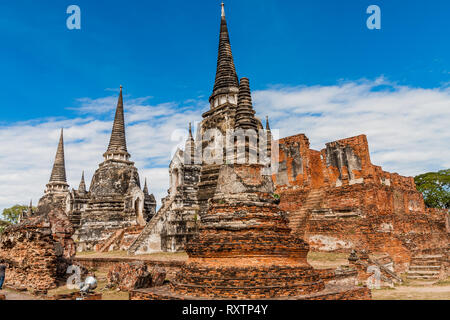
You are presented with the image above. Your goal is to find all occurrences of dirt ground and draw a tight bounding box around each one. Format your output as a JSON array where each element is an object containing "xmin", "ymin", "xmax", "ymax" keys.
[
  {"xmin": 1, "ymin": 251, "xmax": 448, "ymax": 300},
  {"xmin": 0, "ymin": 288, "xmax": 42, "ymax": 300}
]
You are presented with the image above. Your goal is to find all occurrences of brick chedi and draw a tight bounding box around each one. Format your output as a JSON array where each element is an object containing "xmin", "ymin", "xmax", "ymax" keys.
[
  {"xmin": 1, "ymin": 193, "xmax": 76, "ymax": 294},
  {"xmin": 130, "ymin": 73, "xmax": 370, "ymax": 300},
  {"xmin": 73, "ymin": 86, "xmax": 156, "ymax": 251}
]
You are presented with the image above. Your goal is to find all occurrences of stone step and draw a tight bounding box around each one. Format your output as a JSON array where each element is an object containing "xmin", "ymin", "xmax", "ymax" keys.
[
  {"xmin": 413, "ymin": 255, "xmax": 443, "ymax": 259},
  {"xmin": 201, "ymin": 167, "xmax": 221, "ymax": 175},
  {"xmin": 407, "ymin": 275, "xmax": 440, "ymax": 280},
  {"xmin": 407, "ymin": 270, "xmax": 440, "ymax": 275},
  {"xmin": 409, "ymin": 265, "xmax": 441, "ymax": 270},
  {"xmin": 410, "ymin": 260, "xmax": 441, "ymax": 266}
]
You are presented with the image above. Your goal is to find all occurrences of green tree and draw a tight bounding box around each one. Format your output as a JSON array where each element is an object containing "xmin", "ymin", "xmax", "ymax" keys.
[
  {"xmin": 0, "ymin": 220, "xmax": 11, "ymax": 234},
  {"xmin": 2, "ymin": 205, "xmax": 28, "ymax": 224},
  {"xmin": 414, "ymin": 169, "xmax": 450, "ymax": 209}
]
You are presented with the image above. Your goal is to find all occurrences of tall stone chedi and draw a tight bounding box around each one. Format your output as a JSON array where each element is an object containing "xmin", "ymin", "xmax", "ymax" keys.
[
  {"xmin": 197, "ymin": 2, "xmax": 263, "ymax": 217},
  {"xmin": 38, "ymin": 129, "xmax": 70, "ymax": 210},
  {"xmin": 129, "ymin": 2, "xmax": 268, "ymax": 255},
  {"xmin": 74, "ymin": 86, "xmax": 155, "ymax": 251}
]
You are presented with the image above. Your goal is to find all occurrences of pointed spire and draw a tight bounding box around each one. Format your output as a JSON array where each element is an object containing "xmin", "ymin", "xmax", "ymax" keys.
[
  {"xmin": 184, "ymin": 123, "xmax": 196, "ymax": 165},
  {"xmin": 188, "ymin": 122, "xmax": 194, "ymax": 140},
  {"xmin": 211, "ymin": 2, "xmax": 239, "ymax": 99},
  {"xmin": 78, "ymin": 171, "xmax": 87, "ymax": 193},
  {"xmin": 27, "ymin": 199, "xmax": 33, "ymax": 217},
  {"xmin": 106, "ymin": 86, "xmax": 128, "ymax": 155},
  {"xmin": 235, "ymin": 78, "xmax": 257, "ymax": 130},
  {"xmin": 266, "ymin": 116, "xmax": 271, "ymax": 131},
  {"xmin": 265, "ymin": 116, "xmax": 272, "ymax": 160},
  {"xmin": 143, "ymin": 178, "xmax": 149, "ymax": 194},
  {"xmin": 49, "ymin": 129, "xmax": 67, "ymax": 183}
]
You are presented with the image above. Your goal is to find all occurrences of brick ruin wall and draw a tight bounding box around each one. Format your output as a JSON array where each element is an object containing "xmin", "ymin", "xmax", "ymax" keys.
[
  {"xmin": 74, "ymin": 257, "xmax": 183, "ymax": 281},
  {"xmin": 274, "ymin": 134, "xmax": 449, "ymax": 272},
  {"xmin": 0, "ymin": 205, "xmax": 76, "ymax": 294}
]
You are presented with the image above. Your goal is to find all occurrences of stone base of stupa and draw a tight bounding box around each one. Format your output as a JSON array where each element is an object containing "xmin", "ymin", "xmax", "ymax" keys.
[{"xmin": 129, "ymin": 283, "xmax": 371, "ymax": 300}]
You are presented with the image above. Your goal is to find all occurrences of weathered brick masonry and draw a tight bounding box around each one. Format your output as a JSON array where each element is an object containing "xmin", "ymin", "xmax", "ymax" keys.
[
  {"xmin": 275, "ymin": 134, "xmax": 449, "ymax": 272},
  {"xmin": 131, "ymin": 163, "xmax": 369, "ymax": 300},
  {"xmin": 0, "ymin": 208, "xmax": 75, "ymax": 294}
]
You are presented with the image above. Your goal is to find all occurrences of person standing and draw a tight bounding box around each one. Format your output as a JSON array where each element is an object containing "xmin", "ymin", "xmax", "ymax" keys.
[{"xmin": 0, "ymin": 263, "xmax": 6, "ymax": 290}]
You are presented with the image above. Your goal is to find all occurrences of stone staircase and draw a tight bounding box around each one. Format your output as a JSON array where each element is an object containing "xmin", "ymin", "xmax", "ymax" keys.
[
  {"xmin": 197, "ymin": 164, "xmax": 221, "ymax": 214},
  {"xmin": 96, "ymin": 229, "xmax": 125, "ymax": 253},
  {"xmin": 289, "ymin": 189, "xmax": 325, "ymax": 232},
  {"xmin": 369, "ymin": 254, "xmax": 403, "ymax": 285},
  {"xmin": 68, "ymin": 210, "xmax": 82, "ymax": 228},
  {"xmin": 127, "ymin": 197, "xmax": 175, "ymax": 255},
  {"xmin": 406, "ymin": 255, "xmax": 443, "ymax": 280}
]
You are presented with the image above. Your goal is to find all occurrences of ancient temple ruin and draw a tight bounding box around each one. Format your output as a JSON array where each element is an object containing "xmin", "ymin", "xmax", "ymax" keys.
[
  {"xmin": 130, "ymin": 73, "xmax": 370, "ymax": 300},
  {"xmin": 129, "ymin": 3, "xmax": 449, "ymax": 284},
  {"xmin": 274, "ymin": 134, "xmax": 450, "ymax": 274},
  {"xmin": 128, "ymin": 124, "xmax": 201, "ymax": 254}
]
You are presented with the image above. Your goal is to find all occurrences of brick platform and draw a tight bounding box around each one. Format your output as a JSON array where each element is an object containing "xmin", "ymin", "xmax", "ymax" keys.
[{"xmin": 130, "ymin": 284, "xmax": 370, "ymax": 300}]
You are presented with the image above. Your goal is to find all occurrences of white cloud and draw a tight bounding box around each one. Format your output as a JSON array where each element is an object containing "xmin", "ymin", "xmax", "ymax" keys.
[
  {"xmin": 0, "ymin": 78, "xmax": 449, "ymax": 213},
  {"xmin": 0, "ymin": 97, "xmax": 202, "ymax": 213},
  {"xmin": 253, "ymin": 78, "xmax": 450, "ymax": 176}
]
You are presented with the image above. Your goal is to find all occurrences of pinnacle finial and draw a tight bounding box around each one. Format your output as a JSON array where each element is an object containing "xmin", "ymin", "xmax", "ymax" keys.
[
  {"xmin": 49, "ymin": 128, "xmax": 67, "ymax": 183},
  {"xmin": 266, "ymin": 116, "xmax": 271, "ymax": 131},
  {"xmin": 189, "ymin": 123, "xmax": 193, "ymax": 139},
  {"xmin": 106, "ymin": 85, "xmax": 129, "ymax": 155},
  {"xmin": 235, "ymin": 77, "xmax": 257, "ymax": 130},
  {"xmin": 211, "ymin": 1, "xmax": 238, "ymax": 98},
  {"xmin": 143, "ymin": 178, "xmax": 149, "ymax": 194},
  {"xmin": 79, "ymin": 170, "xmax": 87, "ymax": 193},
  {"xmin": 27, "ymin": 199, "xmax": 33, "ymax": 217}
]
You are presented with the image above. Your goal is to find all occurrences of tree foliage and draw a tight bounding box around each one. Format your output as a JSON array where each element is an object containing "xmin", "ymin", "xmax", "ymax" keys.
[
  {"xmin": 0, "ymin": 220, "xmax": 11, "ymax": 234},
  {"xmin": 1, "ymin": 205, "xmax": 28, "ymax": 224},
  {"xmin": 414, "ymin": 169, "xmax": 450, "ymax": 209}
]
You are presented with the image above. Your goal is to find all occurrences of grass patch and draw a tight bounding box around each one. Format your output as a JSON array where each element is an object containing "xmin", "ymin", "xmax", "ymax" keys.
[
  {"xmin": 434, "ymin": 277, "xmax": 450, "ymax": 286},
  {"xmin": 76, "ymin": 250, "xmax": 188, "ymax": 261},
  {"xmin": 307, "ymin": 251, "xmax": 349, "ymax": 269}
]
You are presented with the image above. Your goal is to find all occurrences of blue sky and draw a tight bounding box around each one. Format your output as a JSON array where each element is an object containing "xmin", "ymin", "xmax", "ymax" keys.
[
  {"xmin": 1, "ymin": 0, "xmax": 450, "ymax": 122},
  {"xmin": 0, "ymin": 0, "xmax": 449, "ymax": 211}
]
